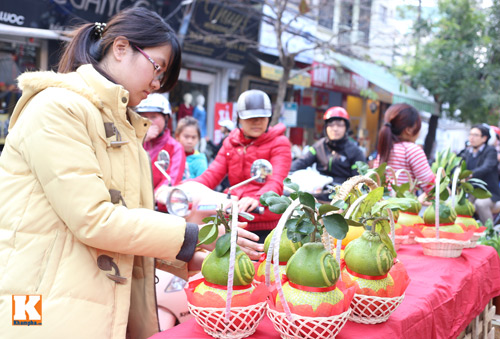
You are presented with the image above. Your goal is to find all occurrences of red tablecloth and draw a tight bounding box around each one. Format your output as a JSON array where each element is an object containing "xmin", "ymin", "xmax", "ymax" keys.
[{"xmin": 149, "ymin": 244, "xmax": 500, "ymax": 339}]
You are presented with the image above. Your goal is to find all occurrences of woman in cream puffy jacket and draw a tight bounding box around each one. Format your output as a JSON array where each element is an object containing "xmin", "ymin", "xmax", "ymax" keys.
[{"xmin": 0, "ymin": 8, "xmax": 201, "ymax": 339}]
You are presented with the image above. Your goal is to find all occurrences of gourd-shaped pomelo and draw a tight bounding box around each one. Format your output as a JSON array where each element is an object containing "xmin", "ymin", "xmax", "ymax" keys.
[
  {"xmin": 263, "ymin": 228, "xmax": 303, "ymax": 262},
  {"xmin": 455, "ymin": 199, "xmax": 479, "ymax": 230},
  {"xmin": 286, "ymin": 242, "xmax": 339, "ymax": 287},
  {"xmin": 423, "ymin": 203, "xmax": 457, "ymax": 225},
  {"xmin": 344, "ymin": 230, "xmax": 394, "ymax": 276},
  {"xmin": 401, "ymin": 198, "xmax": 421, "ymax": 215},
  {"xmin": 455, "ymin": 198, "xmax": 475, "ymax": 217},
  {"xmin": 397, "ymin": 211, "xmax": 423, "ymax": 227},
  {"xmin": 256, "ymin": 229, "xmax": 303, "ymax": 283},
  {"xmin": 201, "ymin": 247, "xmax": 255, "ymax": 286},
  {"xmin": 277, "ymin": 242, "xmax": 344, "ymax": 315}
]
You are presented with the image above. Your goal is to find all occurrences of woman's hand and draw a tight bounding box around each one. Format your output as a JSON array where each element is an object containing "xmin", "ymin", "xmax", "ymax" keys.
[
  {"xmin": 238, "ymin": 196, "xmax": 260, "ymax": 213},
  {"xmin": 199, "ymin": 223, "xmax": 264, "ymax": 261},
  {"xmin": 187, "ymin": 249, "xmax": 208, "ymax": 272},
  {"xmin": 236, "ymin": 225, "xmax": 264, "ymax": 260}
]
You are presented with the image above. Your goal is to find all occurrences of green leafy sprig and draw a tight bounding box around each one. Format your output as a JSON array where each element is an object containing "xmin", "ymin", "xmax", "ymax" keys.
[
  {"xmin": 260, "ymin": 178, "xmax": 351, "ymax": 243},
  {"xmin": 197, "ymin": 206, "xmax": 254, "ymax": 257}
]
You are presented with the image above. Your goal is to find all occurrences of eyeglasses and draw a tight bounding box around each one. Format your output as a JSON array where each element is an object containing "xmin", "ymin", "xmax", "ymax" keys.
[
  {"xmin": 469, "ymin": 133, "xmax": 483, "ymax": 137},
  {"xmin": 133, "ymin": 45, "xmax": 166, "ymax": 86}
]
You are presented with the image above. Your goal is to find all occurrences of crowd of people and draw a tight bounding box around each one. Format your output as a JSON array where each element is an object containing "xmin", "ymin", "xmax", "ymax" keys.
[{"xmin": 1, "ymin": 5, "xmax": 499, "ymax": 339}]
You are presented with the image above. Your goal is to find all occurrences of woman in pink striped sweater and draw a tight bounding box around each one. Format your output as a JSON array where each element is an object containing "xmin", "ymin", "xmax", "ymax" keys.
[{"xmin": 374, "ymin": 103, "xmax": 435, "ymax": 195}]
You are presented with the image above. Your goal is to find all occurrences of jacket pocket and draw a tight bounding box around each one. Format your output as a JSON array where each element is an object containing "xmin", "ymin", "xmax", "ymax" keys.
[{"xmin": 36, "ymin": 229, "xmax": 64, "ymax": 295}]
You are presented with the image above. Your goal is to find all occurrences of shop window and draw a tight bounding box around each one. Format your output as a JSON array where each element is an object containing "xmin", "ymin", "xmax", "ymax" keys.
[
  {"xmin": 358, "ymin": 0, "xmax": 372, "ymax": 45},
  {"xmin": 168, "ymin": 80, "xmax": 209, "ymax": 133},
  {"xmin": 339, "ymin": 0, "xmax": 354, "ymax": 45},
  {"xmin": 318, "ymin": 0, "xmax": 335, "ymax": 30}
]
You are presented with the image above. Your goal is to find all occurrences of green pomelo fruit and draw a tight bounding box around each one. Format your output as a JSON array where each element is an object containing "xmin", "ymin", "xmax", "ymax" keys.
[
  {"xmin": 422, "ymin": 224, "xmax": 464, "ymax": 234},
  {"xmin": 286, "ymin": 243, "xmax": 339, "ymax": 288},
  {"xmin": 201, "ymin": 247, "xmax": 255, "ymax": 286},
  {"xmin": 344, "ymin": 230, "xmax": 394, "ymax": 276},
  {"xmin": 255, "ymin": 259, "xmax": 286, "ymax": 282},
  {"xmin": 455, "ymin": 216, "xmax": 479, "ymax": 229},
  {"xmin": 263, "ymin": 229, "xmax": 303, "ymax": 262},
  {"xmin": 397, "ymin": 212, "xmax": 423, "ymax": 227},
  {"xmin": 455, "ymin": 199, "xmax": 475, "ymax": 217},
  {"xmin": 423, "ymin": 203, "xmax": 457, "ymax": 225},
  {"xmin": 401, "ymin": 199, "xmax": 421, "ymax": 214}
]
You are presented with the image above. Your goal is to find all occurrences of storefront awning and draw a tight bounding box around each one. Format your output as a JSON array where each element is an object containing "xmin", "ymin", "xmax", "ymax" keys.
[
  {"xmin": 328, "ymin": 52, "xmax": 438, "ymax": 114},
  {"xmin": 258, "ymin": 59, "xmax": 311, "ymax": 88},
  {"xmin": 0, "ymin": 24, "xmax": 68, "ymax": 41}
]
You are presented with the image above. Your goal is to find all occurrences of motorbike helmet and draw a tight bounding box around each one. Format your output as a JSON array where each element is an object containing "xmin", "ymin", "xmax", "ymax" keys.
[
  {"xmin": 219, "ymin": 119, "xmax": 235, "ymax": 132},
  {"xmin": 491, "ymin": 125, "xmax": 500, "ymax": 139},
  {"xmin": 236, "ymin": 89, "xmax": 272, "ymax": 120},
  {"xmin": 323, "ymin": 106, "xmax": 350, "ymax": 130},
  {"xmin": 135, "ymin": 93, "xmax": 172, "ymax": 115}
]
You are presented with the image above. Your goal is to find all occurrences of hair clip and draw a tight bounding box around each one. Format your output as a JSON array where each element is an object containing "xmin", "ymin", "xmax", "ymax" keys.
[
  {"xmin": 384, "ymin": 122, "xmax": 392, "ymax": 128},
  {"xmin": 94, "ymin": 22, "xmax": 106, "ymax": 38}
]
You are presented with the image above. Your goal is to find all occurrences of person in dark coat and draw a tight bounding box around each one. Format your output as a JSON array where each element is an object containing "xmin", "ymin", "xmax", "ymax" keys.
[
  {"xmin": 291, "ymin": 106, "xmax": 365, "ymax": 185},
  {"xmin": 459, "ymin": 124, "xmax": 500, "ymax": 224}
]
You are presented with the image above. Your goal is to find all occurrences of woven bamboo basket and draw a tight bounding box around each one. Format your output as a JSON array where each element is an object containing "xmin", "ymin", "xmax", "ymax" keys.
[
  {"xmin": 265, "ymin": 199, "xmax": 351, "ymax": 338},
  {"xmin": 267, "ymin": 307, "xmax": 351, "ymax": 339},
  {"xmin": 349, "ymin": 294, "xmax": 405, "ymax": 324},
  {"xmin": 465, "ymin": 231, "xmax": 486, "ymax": 248},
  {"xmin": 188, "ymin": 204, "xmax": 266, "ymax": 339},
  {"xmin": 188, "ymin": 302, "xmax": 266, "ymax": 339}
]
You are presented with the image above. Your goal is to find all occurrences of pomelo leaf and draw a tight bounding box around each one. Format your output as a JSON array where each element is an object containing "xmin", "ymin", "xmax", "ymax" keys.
[
  {"xmin": 462, "ymin": 182, "xmax": 474, "ymax": 193},
  {"xmin": 358, "ymin": 187, "xmax": 384, "ymax": 216},
  {"xmin": 284, "ymin": 178, "xmax": 300, "ymax": 192},
  {"xmin": 438, "ymin": 203, "xmax": 451, "ymax": 219},
  {"xmin": 266, "ymin": 196, "xmax": 291, "ymax": 214},
  {"xmin": 202, "ymin": 216, "xmax": 216, "ymax": 224},
  {"xmin": 288, "ymin": 232, "xmax": 308, "ymax": 243},
  {"xmin": 323, "ymin": 214, "xmax": 349, "ymax": 240},
  {"xmin": 238, "ymin": 211, "xmax": 255, "ymax": 221},
  {"xmin": 378, "ymin": 226, "xmax": 397, "ymax": 257},
  {"xmin": 296, "ymin": 219, "xmax": 315, "ymax": 235},
  {"xmin": 198, "ymin": 224, "xmax": 218, "ymax": 246},
  {"xmin": 472, "ymin": 187, "xmax": 492, "ymax": 199},
  {"xmin": 318, "ymin": 204, "xmax": 339, "ymax": 216},
  {"xmin": 372, "ymin": 197, "xmax": 414, "ymax": 215},
  {"xmin": 260, "ymin": 191, "xmax": 279, "ymax": 206},
  {"xmin": 299, "ymin": 192, "xmax": 316, "ymax": 210},
  {"xmin": 346, "ymin": 218, "xmax": 364, "ymax": 226},
  {"xmin": 215, "ymin": 233, "xmax": 231, "ymax": 257},
  {"xmin": 285, "ymin": 217, "xmax": 300, "ymax": 233},
  {"xmin": 459, "ymin": 170, "xmax": 472, "ymax": 180}
]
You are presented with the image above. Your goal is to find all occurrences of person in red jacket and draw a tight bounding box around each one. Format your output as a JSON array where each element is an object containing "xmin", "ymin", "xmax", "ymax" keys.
[
  {"xmin": 136, "ymin": 93, "xmax": 186, "ymax": 189},
  {"xmin": 193, "ymin": 89, "xmax": 292, "ymax": 242}
]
